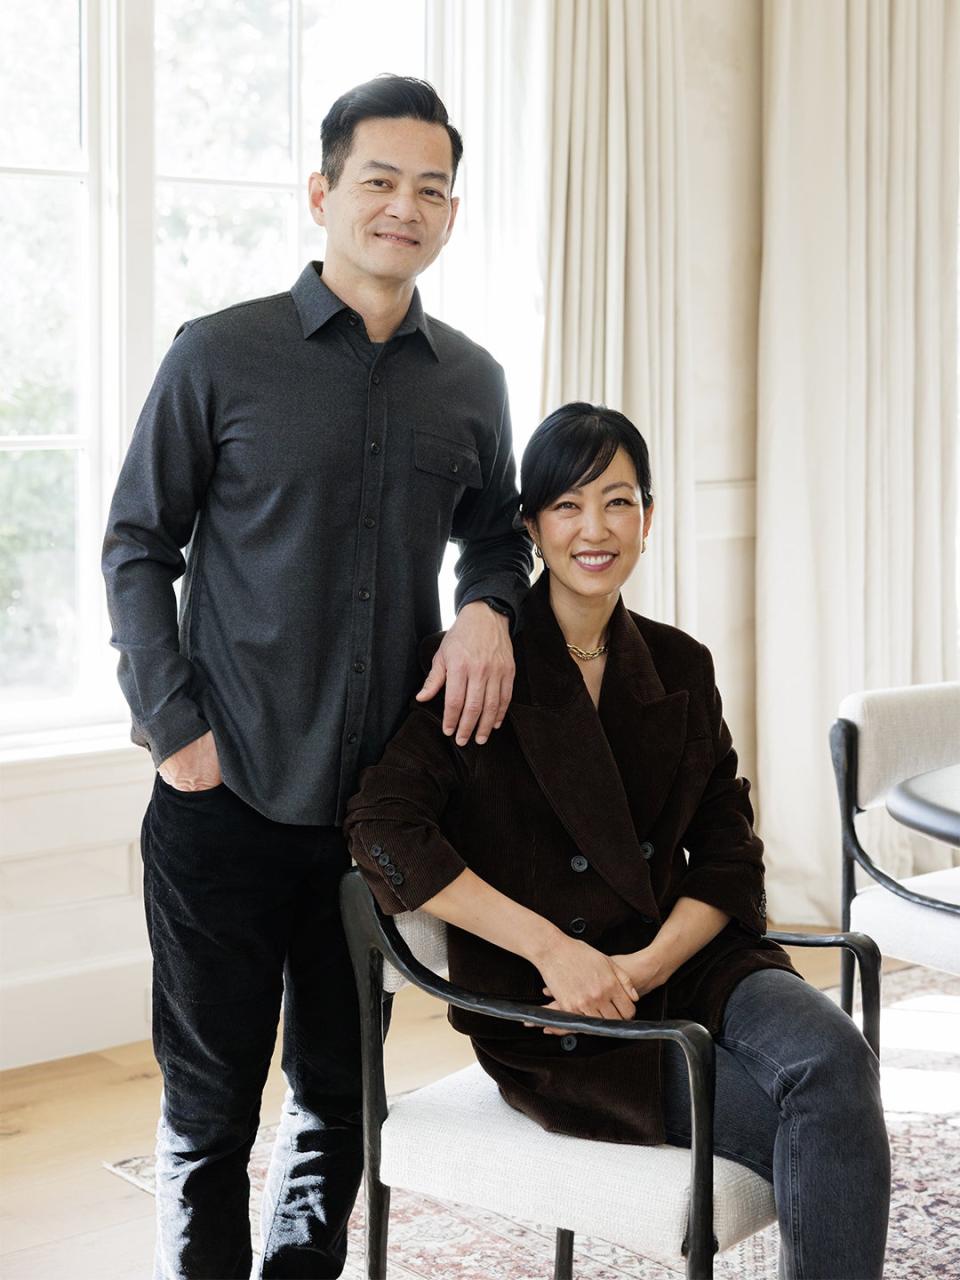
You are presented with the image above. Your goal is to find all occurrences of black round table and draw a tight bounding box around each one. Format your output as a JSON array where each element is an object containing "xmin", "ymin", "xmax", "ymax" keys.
[{"xmin": 886, "ymin": 763, "xmax": 960, "ymax": 847}]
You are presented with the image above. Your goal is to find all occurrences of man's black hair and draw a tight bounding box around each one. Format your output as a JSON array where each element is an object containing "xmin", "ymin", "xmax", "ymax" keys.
[
  {"xmin": 321, "ymin": 74, "xmax": 463, "ymax": 189},
  {"xmin": 518, "ymin": 402, "xmax": 654, "ymax": 524}
]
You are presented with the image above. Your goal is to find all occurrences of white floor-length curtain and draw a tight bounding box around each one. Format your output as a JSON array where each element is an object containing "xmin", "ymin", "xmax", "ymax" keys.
[
  {"xmin": 427, "ymin": 0, "xmax": 695, "ymax": 628},
  {"xmin": 756, "ymin": 0, "xmax": 960, "ymax": 924}
]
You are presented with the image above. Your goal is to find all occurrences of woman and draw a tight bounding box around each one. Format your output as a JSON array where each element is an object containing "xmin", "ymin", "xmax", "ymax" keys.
[{"xmin": 345, "ymin": 403, "xmax": 890, "ymax": 1280}]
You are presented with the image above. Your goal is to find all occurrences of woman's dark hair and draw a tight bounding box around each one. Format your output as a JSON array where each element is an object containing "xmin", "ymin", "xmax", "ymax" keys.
[
  {"xmin": 518, "ymin": 402, "xmax": 654, "ymax": 525},
  {"xmin": 321, "ymin": 75, "xmax": 464, "ymax": 189}
]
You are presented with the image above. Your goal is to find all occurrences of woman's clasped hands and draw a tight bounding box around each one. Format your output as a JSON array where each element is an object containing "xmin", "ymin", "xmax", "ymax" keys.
[{"xmin": 526, "ymin": 935, "xmax": 641, "ymax": 1035}]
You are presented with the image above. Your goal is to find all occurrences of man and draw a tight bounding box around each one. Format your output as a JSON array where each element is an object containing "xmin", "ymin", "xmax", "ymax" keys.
[{"xmin": 102, "ymin": 75, "xmax": 531, "ymax": 1279}]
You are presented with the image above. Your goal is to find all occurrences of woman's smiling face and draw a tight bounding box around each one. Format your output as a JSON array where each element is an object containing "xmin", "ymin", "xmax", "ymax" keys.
[{"xmin": 526, "ymin": 446, "xmax": 653, "ymax": 607}]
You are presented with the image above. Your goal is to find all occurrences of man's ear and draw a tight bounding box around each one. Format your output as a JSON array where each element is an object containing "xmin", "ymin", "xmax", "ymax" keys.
[
  {"xmin": 442, "ymin": 194, "xmax": 461, "ymax": 246},
  {"xmin": 308, "ymin": 172, "xmax": 328, "ymax": 227}
]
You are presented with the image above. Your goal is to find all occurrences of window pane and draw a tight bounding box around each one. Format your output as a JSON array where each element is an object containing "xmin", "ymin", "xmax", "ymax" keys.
[
  {"xmin": 155, "ymin": 182, "xmax": 296, "ymax": 363},
  {"xmin": 300, "ymin": 0, "xmax": 426, "ymax": 170},
  {"xmin": 0, "ymin": 449, "xmax": 79, "ymax": 701},
  {"xmin": 0, "ymin": 177, "xmax": 85, "ymax": 438},
  {"xmin": 156, "ymin": 0, "xmax": 293, "ymax": 182},
  {"xmin": 0, "ymin": 0, "xmax": 83, "ymax": 169}
]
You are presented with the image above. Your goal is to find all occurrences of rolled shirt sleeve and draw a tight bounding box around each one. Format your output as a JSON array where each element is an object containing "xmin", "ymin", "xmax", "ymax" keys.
[
  {"xmin": 101, "ymin": 321, "xmax": 215, "ymax": 765},
  {"xmin": 674, "ymin": 645, "xmax": 768, "ymax": 936}
]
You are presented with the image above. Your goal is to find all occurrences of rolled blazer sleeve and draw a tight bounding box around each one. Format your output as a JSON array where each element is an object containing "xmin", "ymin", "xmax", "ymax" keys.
[
  {"xmin": 344, "ymin": 700, "xmax": 471, "ymax": 915},
  {"xmin": 674, "ymin": 644, "xmax": 767, "ymax": 936}
]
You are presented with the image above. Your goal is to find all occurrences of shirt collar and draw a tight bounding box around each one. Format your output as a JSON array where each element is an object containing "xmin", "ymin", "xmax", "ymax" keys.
[{"xmin": 291, "ymin": 261, "xmax": 440, "ymax": 361}]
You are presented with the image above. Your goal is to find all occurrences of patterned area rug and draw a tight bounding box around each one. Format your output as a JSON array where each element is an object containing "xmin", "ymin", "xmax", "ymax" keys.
[{"xmin": 105, "ymin": 966, "xmax": 960, "ymax": 1278}]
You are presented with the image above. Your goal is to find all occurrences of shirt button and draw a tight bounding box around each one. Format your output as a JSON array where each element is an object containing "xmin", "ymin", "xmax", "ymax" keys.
[
  {"xmin": 372, "ymin": 373, "xmax": 381, "ymax": 385},
  {"xmin": 370, "ymin": 441, "xmax": 381, "ymax": 454},
  {"xmin": 347, "ymin": 312, "xmax": 359, "ymax": 326},
  {"xmin": 353, "ymin": 661, "xmax": 366, "ymax": 674},
  {"xmin": 640, "ymin": 841, "xmax": 655, "ymax": 860},
  {"xmin": 363, "ymin": 515, "xmax": 376, "ymax": 529},
  {"xmin": 568, "ymin": 917, "xmax": 587, "ymax": 936},
  {"xmin": 449, "ymin": 460, "xmax": 459, "ymax": 474},
  {"xmin": 358, "ymin": 588, "xmax": 370, "ymax": 601},
  {"xmin": 346, "ymin": 732, "xmax": 358, "ymax": 745},
  {"xmin": 570, "ymin": 855, "xmax": 588, "ymax": 873},
  {"xmin": 391, "ymin": 872, "xmax": 405, "ymax": 886},
  {"xmin": 560, "ymin": 1034, "xmax": 578, "ymax": 1051},
  {"xmin": 377, "ymin": 853, "xmax": 390, "ymax": 866}
]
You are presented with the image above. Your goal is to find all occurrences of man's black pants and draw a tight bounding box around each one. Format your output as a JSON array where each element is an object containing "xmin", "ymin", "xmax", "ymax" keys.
[{"xmin": 142, "ymin": 775, "xmax": 377, "ymax": 1279}]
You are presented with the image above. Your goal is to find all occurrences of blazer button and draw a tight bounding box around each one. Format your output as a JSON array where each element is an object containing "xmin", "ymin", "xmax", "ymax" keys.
[
  {"xmin": 384, "ymin": 863, "xmax": 397, "ymax": 876},
  {"xmin": 568, "ymin": 917, "xmax": 587, "ymax": 936},
  {"xmin": 570, "ymin": 855, "xmax": 589, "ymax": 873},
  {"xmin": 391, "ymin": 872, "xmax": 404, "ymax": 886},
  {"xmin": 371, "ymin": 845, "xmax": 383, "ymax": 857},
  {"xmin": 640, "ymin": 841, "xmax": 655, "ymax": 860},
  {"xmin": 639, "ymin": 914, "xmax": 655, "ymax": 925},
  {"xmin": 560, "ymin": 1034, "xmax": 578, "ymax": 1051},
  {"xmin": 377, "ymin": 853, "xmax": 390, "ymax": 867}
]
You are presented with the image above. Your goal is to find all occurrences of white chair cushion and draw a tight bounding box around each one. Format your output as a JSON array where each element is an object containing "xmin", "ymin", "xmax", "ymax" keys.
[
  {"xmin": 382, "ymin": 912, "xmax": 448, "ymax": 994},
  {"xmin": 837, "ymin": 683, "xmax": 960, "ymax": 809},
  {"xmin": 381, "ymin": 1063, "xmax": 776, "ymax": 1265},
  {"xmin": 850, "ymin": 867, "xmax": 960, "ymax": 973}
]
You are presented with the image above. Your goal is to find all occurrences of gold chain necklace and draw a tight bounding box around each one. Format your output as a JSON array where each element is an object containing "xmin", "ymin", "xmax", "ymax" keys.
[{"xmin": 566, "ymin": 641, "xmax": 609, "ymax": 661}]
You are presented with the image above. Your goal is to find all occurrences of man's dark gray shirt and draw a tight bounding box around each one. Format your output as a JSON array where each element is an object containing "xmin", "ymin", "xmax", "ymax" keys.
[{"xmin": 102, "ymin": 262, "xmax": 531, "ymax": 825}]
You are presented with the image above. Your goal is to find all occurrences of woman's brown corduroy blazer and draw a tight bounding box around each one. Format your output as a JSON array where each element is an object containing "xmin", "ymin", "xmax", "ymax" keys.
[{"xmin": 345, "ymin": 573, "xmax": 799, "ymax": 1146}]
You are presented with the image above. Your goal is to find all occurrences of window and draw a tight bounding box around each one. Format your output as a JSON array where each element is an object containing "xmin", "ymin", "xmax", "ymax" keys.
[
  {"xmin": 0, "ymin": 0, "xmax": 426, "ymax": 741},
  {"xmin": 0, "ymin": 1, "xmax": 94, "ymax": 731}
]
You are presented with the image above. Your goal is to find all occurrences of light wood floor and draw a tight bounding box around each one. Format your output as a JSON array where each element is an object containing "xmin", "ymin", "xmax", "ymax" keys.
[{"xmin": 0, "ymin": 937, "xmax": 889, "ymax": 1278}]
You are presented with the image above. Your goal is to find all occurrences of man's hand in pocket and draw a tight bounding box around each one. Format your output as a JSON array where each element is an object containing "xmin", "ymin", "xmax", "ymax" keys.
[{"xmin": 158, "ymin": 730, "xmax": 222, "ymax": 792}]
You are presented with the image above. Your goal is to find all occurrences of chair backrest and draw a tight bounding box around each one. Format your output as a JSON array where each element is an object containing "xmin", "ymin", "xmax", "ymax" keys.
[
  {"xmin": 838, "ymin": 682, "xmax": 960, "ymax": 809},
  {"xmin": 383, "ymin": 911, "xmax": 449, "ymax": 994}
]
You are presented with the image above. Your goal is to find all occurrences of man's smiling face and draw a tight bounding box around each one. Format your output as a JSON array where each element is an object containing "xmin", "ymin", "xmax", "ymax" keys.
[{"xmin": 309, "ymin": 116, "xmax": 460, "ymax": 288}]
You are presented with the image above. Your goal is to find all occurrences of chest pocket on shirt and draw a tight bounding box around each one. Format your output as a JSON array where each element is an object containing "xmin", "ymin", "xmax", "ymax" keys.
[{"xmin": 412, "ymin": 428, "xmax": 483, "ymax": 545}]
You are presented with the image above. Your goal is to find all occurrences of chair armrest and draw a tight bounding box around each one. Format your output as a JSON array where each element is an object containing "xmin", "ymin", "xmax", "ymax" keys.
[
  {"xmin": 379, "ymin": 907, "xmax": 704, "ymax": 1046},
  {"xmin": 765, "ymin": 930, "xmax": 881, "ymax": 1056}
]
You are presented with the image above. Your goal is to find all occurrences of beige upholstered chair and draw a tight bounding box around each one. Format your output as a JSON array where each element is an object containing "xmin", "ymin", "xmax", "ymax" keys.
[
  {"xmin": 340, "ymin": 870, "xmax": 880, "ymax": 1280},
  {"xmin": 832, "ymin": 681, "xmax": 960, "ymax": 1012}
]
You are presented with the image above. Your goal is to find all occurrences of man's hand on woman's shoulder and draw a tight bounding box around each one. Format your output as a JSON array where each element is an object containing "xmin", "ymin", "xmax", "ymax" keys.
[{"xmin": 416, "ymin": 600, "xmax": 515, "ymax": 747}]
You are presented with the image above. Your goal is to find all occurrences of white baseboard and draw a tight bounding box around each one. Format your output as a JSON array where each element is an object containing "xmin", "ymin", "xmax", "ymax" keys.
[{"xmin": 1, "ymin": 950, "xmax": 152, "ymax": 1071}]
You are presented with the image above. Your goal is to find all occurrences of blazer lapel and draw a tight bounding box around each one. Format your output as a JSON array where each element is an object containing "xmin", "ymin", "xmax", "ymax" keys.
[
  {"xmin": 598, "ymin": 599, "xmax": 690, "ymax": 847},
  {"xmin": 507, "ymin": 580, "xmax": 688, "ymax": 920}
]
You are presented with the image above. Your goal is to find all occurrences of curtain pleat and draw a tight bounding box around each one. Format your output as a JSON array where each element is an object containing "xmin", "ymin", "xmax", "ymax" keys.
[{"xmin": 541, "ymin": 0, "xmax": 694, "ymax": 626}]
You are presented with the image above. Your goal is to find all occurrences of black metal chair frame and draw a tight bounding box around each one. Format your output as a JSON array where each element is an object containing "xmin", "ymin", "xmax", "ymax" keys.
[
  {"xmin": 831, "ymin": 718, "xmax": 960, "ymax": 1013},
  {"xmin": 339, "ymin": 869, "xmax": 881, "ymax": 1280}
]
